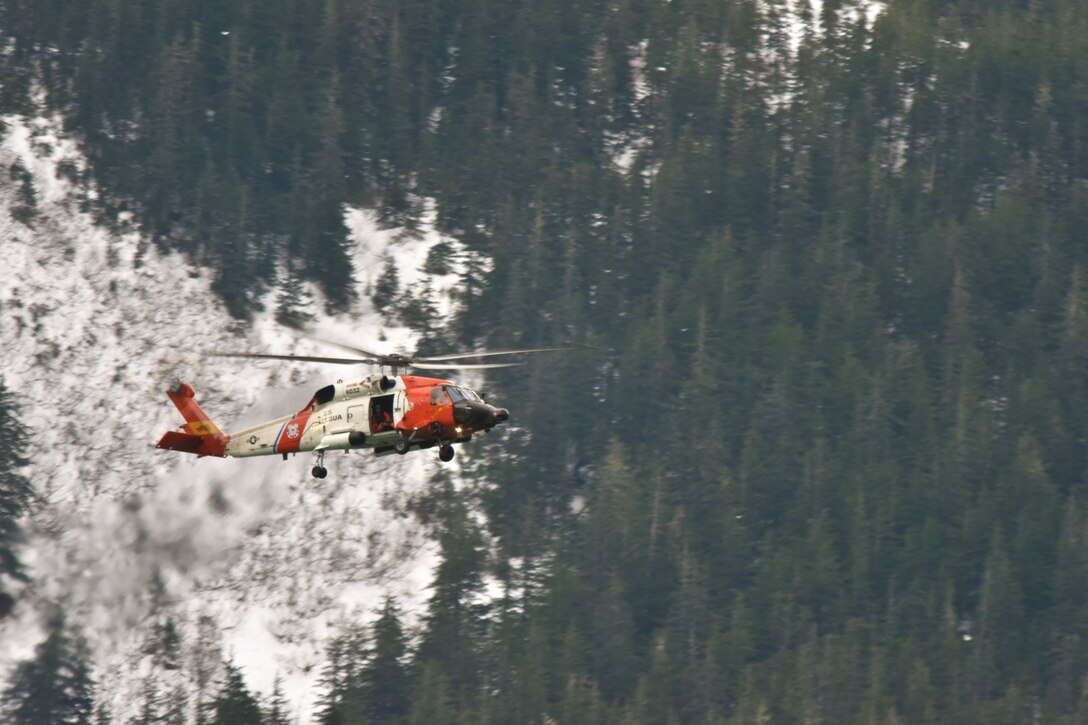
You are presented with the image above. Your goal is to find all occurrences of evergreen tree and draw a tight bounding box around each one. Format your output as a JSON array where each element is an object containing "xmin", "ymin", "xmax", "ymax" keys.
[
  {"xmin": 4, "ymin": 0, "xmax": 1088, "ymax": 720},
  {"xmin": 275, "ymin": 264, "xmax": 315, "ymax": 330},
  {"xmin": 130, "ymin": 676, "xmax": 166, "ymax": 725},
  {"xmin": 1, "ymin": 611, "xmax": 95, "ymax": 724},
  {"xmin": 0, "ymin": 377, "xmax": 32, "ymax": 591},
  {"xmin": 414, "ymin": 491, "xmax": 488, "ymax": 698},
  {"xmin": 360, "ymin": 597, "xmax": 410, "ymax": 723},
  {"xmin": 210, "ymin": 661, "xmax": 263, "ymax": 725},
  {"xmin": 371, "ymin": 255, "xmax": 401, "ymax": 311},
  {"xmin": 263, "ymin": 676, "xmax": 291, "ymax": 725},
  {"xmin": 314, "ymin": 621, "xmax": 368, "ymax": 725}
]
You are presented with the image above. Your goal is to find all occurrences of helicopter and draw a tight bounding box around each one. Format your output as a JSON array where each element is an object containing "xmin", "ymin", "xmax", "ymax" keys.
[{"xmin": 155, "ymin": 341, "xmax": 565, "ymax": 478}]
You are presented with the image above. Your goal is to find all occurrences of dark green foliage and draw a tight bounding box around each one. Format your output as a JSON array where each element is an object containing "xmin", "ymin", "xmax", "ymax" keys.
[
  {"xmin": 360, "ymin": 598, "xmax": 410, "ymax": 724},
  {"xmin": 263, "ymin": 677, "xmax": 291, "ymax": 725},
  {"xmin": 415, "ymin": 489, "xmax": 488, "ymax": 698},
  {"xmin": 370, "ymin": 256, "xmax": 401, "ymax": 312},
  {"xmin": 143, "ymin": 616, "xmax": 182, "ymax": 672},
  {"xmin": 314, "ymin": 602, "xmax": 409, "ymax": 725},
  {"xmin": 8, "ymin": 160, "xmax": 37, "ymax": 226},
  {"xmin": 274, "ymin": 265, "xmax": 315, "ymax": 330},
  {"xmin": 436, "ymin": 0, "xmax": 1088, "ymax": 721},
  {"xmin": 1, "ymin": 612, "xmax": 95, "ymax": 724},
  {"xmin": 314, "ymin": 622, "xmax": 368, "ymax": 725},
  {"xmin": 5, "ymin": 0, "xmax": 1088, "ymax": 721},
  {"xmin": 130, "ymin": 676, "xmax": 168, "ymax": 725},
  {"xmin": 0, "ymin": 377, "xmax": 32, "ymax": 593},
  {"xmin": 211, "ymin": 662, "xmax": 263, "ymax": 725}
]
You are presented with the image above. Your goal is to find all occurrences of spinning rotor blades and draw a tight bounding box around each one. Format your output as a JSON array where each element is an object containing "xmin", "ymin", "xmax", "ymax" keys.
[
  {"xmin": 210, "ymin": 351, "xmax": 379, "ymax": 365},
  {"xmin": 407, "ymin": 361, "xmax": 522, "ymax": 370},
  {"xmin": 302, "ymin": 338, "xmax": 573, "ymax": 369},
  {"xmin": 413, "ymin": 346, "xmax": 574, "ymax": 362},
  {"xmin": 207, "ymin": 342, "xmax": 573, "ymax": 370},
  {"xmin": 208, "ymin": 350, "xmax": 518, "ymax": 369}
]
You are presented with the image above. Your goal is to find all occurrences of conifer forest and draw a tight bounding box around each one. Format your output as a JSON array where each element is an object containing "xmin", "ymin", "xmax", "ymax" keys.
[{"xmin": 3, "ymin": 0, "xmax": 1088, "ymax": 722}]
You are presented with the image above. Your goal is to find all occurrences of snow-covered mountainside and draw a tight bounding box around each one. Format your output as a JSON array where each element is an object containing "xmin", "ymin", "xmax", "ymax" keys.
[{"xmin": 0, "ymin": 112, "xmax": 478, "ymax": 719}]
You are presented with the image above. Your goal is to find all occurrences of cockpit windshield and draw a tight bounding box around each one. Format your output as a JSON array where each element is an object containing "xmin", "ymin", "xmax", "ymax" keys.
[{"xmin": 444, "ymin": 386, "xmax": 482, "ymax": 403}]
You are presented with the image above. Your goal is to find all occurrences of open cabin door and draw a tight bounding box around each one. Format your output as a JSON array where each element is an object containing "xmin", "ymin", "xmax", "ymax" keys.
[{"xmin": 368, "ymin": 394, "xmax": 395, "ymax": 433}]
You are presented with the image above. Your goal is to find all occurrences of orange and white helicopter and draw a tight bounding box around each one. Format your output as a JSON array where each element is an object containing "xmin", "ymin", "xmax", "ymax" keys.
[{"xmin": 156, "ymin": 342, "xmax": 564, "ymax": 478}]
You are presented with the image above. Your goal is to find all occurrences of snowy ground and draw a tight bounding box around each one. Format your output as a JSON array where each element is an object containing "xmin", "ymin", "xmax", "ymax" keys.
[{"xmin": 0, "ymin": 112, "xmax": 477, "ymax": 720}]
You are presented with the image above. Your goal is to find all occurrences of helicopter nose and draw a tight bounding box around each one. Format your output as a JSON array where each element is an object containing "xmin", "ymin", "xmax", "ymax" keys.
[
  {"xmin": 453, "ymin": 401, "xmax": 509, "ymax": 429},
  {"xmin": 453, "ymin": 401, "xmax": 491, "ymax": 427}
]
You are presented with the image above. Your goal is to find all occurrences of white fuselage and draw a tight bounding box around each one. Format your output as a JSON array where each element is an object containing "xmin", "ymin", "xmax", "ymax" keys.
[{"xmin": 226, "ymin": 374, "xmax": 404, "ymax": 458}]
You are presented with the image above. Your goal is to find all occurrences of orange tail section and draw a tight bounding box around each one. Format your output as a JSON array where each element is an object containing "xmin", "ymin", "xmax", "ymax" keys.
[{"xmin": 156, "ymin": 382, "xmax": 229, "ymax": 457}]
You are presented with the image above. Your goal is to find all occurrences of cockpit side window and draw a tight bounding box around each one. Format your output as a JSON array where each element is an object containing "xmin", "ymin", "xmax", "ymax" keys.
[
  {"xmin": 444, "ymin": 386, "xmax": 465, "ymax": 402},
  {"xmin": 431, "ymin": 387, "xmax": 450, "ymax": 405}
]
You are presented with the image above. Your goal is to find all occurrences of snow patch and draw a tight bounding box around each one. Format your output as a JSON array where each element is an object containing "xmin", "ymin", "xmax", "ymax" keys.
[{"xmin": 0, "ymin": 112, "xmax": 481, "ymax": 721}]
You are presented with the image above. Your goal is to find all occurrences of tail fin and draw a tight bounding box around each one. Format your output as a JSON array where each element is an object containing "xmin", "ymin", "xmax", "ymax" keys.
[{"xmin": 156, "ymin": 382, "xmax": 229, "ymax": 457}]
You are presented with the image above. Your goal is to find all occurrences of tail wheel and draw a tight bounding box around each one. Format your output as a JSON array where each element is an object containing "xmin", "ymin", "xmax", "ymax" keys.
[
  {"xmin": 393, "ymin": 437, "xmax": 409, "ymax": 455},
  {"xmin": 312, "ymin": 466, "xmax": 328, "ymax": 479},
  {"xmin": 438, "ymin": 444, "xmax": 454, "ymax": 463}
]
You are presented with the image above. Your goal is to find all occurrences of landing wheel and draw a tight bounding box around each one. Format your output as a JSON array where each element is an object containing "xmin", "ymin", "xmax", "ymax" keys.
[
  {"xmin": 312, "ymin": 466, "xmax": 328, "ymax": 479},
  {"xmin": 393, "ymin": 437, "xmax": 410, "ymax": 455},
  {"xmin": 438, "ymin": 445, "xmax": 455, "ymax": 463}
]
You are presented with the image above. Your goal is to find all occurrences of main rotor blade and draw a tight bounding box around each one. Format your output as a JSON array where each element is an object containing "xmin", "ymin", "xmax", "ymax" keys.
[
  {"xmin": 409, "ymin": 362, "xmax": 524, "ymax": 370},
  {"xmin": 309, "ymin": 337, "xmax": 389, "ymax": 360},
  {"xmin": 209, "ymin": 352, "xmax": 376, "ymax": 365},
  {"xmin": 414, "ymin": 346, "xmax": 573, "ymax": 362}
]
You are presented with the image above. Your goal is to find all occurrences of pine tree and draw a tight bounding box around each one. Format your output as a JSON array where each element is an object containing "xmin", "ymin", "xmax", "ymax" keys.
[
  {"xmin": 314, "ymin": 622, "xmax": 368, "ymax": 725},
  {"xmin": 415, "ymin": 493, "xmax": 488, "ymax": 697},
  {"xmin": 275, "ymin": 264, "xmax": 315, "ymax": 330},
  {"xmin": 263, "ymin": 676, "xmax": 291, "ymax": 725},
  {"xmin": 371, "ymin": 255, "xmax": 401, "ymax": 311},
  {"xmin": 360, "ymin": 597, "xmax": 410, "ymax": 723},
  {"xmin": 143, "ymin": 615, "xmax": 182, "ymax": 672},
  {"xmin": 190, "ymin": 614, "xmax": 225, "ymax": 723},
  {"xmin": 406, "ymin": 662, "xmax": 452, "ymax": 725},
  {"xmin": 210, "ymin": 661, "xmax": 263, "ymax": 725},
  {"xmin": 0, "ymin": 377, "xmax": 32, "ymax": 591},
  {"xmin": 1, "ymin": 611, "xmax": 95, "ymax": 724},
  {"xmin": 5, "ymin": 0, "xmax": 1088, "ymax": 720},
  {"xmin": 131, "ymin": 676, "xmax": 166, "ymax": 725}
]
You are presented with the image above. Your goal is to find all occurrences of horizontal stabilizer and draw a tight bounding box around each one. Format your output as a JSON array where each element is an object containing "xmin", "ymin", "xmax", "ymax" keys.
[
  {"xmin": 157, "ymin": 431, "xmax": 204, "ymax": 453},
  {"xmin": 156, "ymin": 430, "xmax": 228, "ymax": 457},
  {"xmin": 155, "ymin": 428, "xmax": 227, "ymax": 457}
]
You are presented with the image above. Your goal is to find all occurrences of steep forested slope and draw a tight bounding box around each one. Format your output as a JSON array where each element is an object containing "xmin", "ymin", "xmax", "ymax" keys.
[{"xmin": 4, "ymin": 0, "xmax": 1088, "ymax": 721}]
